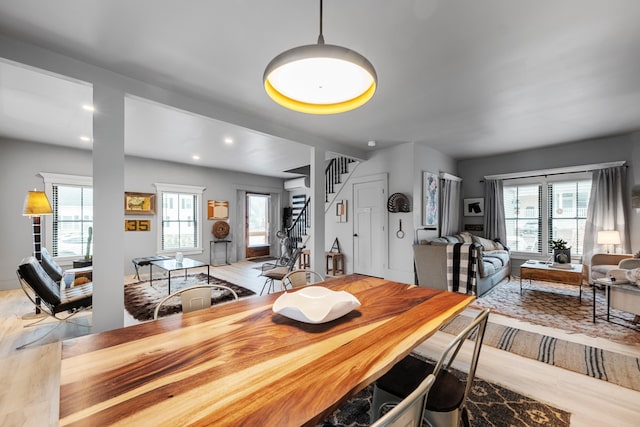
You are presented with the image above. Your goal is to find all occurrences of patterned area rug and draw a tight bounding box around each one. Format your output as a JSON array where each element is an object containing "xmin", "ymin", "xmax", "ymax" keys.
[
  {"xmin": 320, "ymin": 364, "xmax": 570, "ymax": 427},
  {"xmin": 124, "ymin": 273, "xmax": 254, "ymax": 321},
  {"xmin": 470, "ymin": 277, "xmax": 640, "ymax": 344},
  {"xmin": 439, "ymin": 314, "xmax": 640, "ymax": 392}
]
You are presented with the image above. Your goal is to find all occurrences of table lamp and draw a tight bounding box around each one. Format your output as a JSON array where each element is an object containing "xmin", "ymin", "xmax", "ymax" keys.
[
  {"xmin": 22, "ymin": 189, "xmax": 52, "ymax": 318},
  {"xmin": 597, "ymin": 230, "xmax": 620, "ymax": 254}
]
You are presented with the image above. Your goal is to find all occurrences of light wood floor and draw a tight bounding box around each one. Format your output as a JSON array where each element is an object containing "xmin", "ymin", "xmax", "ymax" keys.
[{"xmin": 1, "ymin": 262, "xmax": 639, "ymax": 426}]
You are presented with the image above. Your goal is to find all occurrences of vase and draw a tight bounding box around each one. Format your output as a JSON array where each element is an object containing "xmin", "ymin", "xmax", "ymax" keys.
[{"xmin": 554, "ymin": 249, "xmax": 571, "ymax": 264}]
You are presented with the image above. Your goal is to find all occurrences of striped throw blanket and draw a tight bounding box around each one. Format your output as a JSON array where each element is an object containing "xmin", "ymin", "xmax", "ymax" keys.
[{"xmin": 446, "ymin": 243, "xmax": 478, "ymax": 295}]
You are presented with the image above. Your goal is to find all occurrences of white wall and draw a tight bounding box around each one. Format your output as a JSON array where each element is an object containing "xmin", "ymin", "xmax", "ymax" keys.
[
  {"xmin": 457, "ymin": 132, "xmax": 640, "ymax": 252},
  {"xmin": 0, "ymin": 137, "xmax": 285, "ymax": 290}
]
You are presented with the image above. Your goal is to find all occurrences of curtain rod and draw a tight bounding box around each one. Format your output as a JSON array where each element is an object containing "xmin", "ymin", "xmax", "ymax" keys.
[{"xmin": 480, "ymin": 161, "xmax": 626, "ymax": 182}]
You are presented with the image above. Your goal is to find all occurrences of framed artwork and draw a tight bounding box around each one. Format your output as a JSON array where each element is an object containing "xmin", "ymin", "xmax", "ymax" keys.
[
  {"xmin": 208, "ymin": 200, "xmax": 229, "ymax": 220},
  {"xmin": 464, "ymin": 198, "xmax": 485, "ymax": 217},
  {"xmin": 423, "ymin": 171, "xmax": 439, "ymax": 227},
  {"xmin": 125, "ymin": 219, "xmax": 151, "ymax": 231},
  {"xmin": 124, "ymin": 192, "xmax": 156, "ymax": 215},
  {"xmin": 336, "ymin": 200, "xmax": 347, "ymax": 222}
]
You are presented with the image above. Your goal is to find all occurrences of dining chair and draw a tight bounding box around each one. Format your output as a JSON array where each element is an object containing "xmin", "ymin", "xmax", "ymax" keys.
[
  {"xmin": 153, "ymin": 284, "xmax": 239, "ymax": 320},
  {"xmin": 370, "ymin": 374, "xmax": 436, "ymax": 427},
  {"xmin": 259, "ymin": 246, "xmax": 303, "ymax": 295},
  {"xmin": 280, "ymin": 269, "xmax": 325, "ymax": 291},
  {"xmin": 371, "ymin": 308, "xmax": 490, "ymax": 427}
]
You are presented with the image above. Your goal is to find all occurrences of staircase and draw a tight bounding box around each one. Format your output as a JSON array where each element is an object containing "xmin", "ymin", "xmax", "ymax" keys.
[{"xmin": 285, "ymin": 156, "xmax": 358, "ymax": 251}]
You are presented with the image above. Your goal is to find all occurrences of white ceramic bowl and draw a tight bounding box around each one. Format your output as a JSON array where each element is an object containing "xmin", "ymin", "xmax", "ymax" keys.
[{"xmin": 272, "ymin": 286, "xmax": 361, "ymax": 324}]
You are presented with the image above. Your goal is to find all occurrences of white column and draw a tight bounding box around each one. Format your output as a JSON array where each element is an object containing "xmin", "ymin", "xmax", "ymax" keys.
[
  {"xmin": 310, "ymin": 147, "xmax": 326, "ymax": 277},
  {"xmin": 92, "ymin": 84, "xmax": 125, "ymax": 332}
]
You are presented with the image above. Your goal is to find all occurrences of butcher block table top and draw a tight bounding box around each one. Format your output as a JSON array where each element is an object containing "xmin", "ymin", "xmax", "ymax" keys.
[{"xmin": 59, "ymin": 274, "xmax": 474, "ymax": 427}]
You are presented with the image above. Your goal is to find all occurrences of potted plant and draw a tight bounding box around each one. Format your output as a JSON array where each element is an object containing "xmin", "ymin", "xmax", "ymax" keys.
[
  {"xmin": 85, "ymin": 226, "xmax": 93, "ymax": 261},
  {"xmin": 549, "ymin": 238, "xmax": 571, "ymax": 264}
]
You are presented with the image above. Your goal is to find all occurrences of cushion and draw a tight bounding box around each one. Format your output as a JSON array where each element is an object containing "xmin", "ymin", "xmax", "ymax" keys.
[
  {"xmin": 591, "ymin": 264, "xmax": 618, "ymax": 280},
  {"xmin": 483, "ymin": 250, "xmax": 510, "ymax": 265},
  {"xmin": 18, "ymin": 256, "xmax": 62, "ymax": 306},
  {"xmin": 471, "ymin": 235, "xmax": 504, "ymax": 251},
  {"xmin": 40, "ymin": 247, "xmax": 63, "ymax": 283},
  {"xmin": 263, "ymin": 266, "xmax": 289, "ymax": 280},
  {"xmin": 457, "ymin": 232, "xmax": 474, "ymax": 244}
]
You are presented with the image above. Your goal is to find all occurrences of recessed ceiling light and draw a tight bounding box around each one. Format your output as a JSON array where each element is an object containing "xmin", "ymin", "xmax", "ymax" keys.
[
  {"xmin": 368, "ymin": 140, "xmax": 376, "ymax": 147},
  {"xmin": 192, "ymin": 155, "xmax": 200, "ymax": 160},
  {"xmin": 224, "ymin": 138, "xmax": 233, "ymax": 145},
  {"xmin": 80, "ymin": 136, "xmax": 92, "ymax": 142},
  {"xmin": 82, "ymin": 104, "xmax": 95, "ymax": 112}
]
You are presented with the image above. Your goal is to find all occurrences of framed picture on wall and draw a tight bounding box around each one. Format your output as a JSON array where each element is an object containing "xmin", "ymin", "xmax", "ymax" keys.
[
  {"xmin": 124, "ymin": 192, "xmax": 156, "ymax": 215},
  {"xmin": 423, "ymin": 171, "xmax": 439, "ymax": 227},
  {"xmin": 463, "ymin": 198, "xmax": 484, "ymax": 217}
]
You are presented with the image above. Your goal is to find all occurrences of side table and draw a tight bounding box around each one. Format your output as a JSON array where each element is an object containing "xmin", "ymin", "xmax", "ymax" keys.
[
  {"xmin": 325, "ymin": 252, "xmax": 344, "ymax": 276},
  {"xmin": 592, "ymin": 277, "xmax": 640, "ymax": 327}
]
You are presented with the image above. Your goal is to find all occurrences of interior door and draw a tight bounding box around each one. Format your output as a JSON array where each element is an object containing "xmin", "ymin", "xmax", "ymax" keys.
[
  {"xmin": 353, "ymin": 180, "xmax": 385, "ymax": 277},
  {"xmin": 245, "ymin": 193, "xmax": 271, "ymax": 258}
]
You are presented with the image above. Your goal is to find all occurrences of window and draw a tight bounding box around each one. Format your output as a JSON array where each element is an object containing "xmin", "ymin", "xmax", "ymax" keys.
[
  {"xmin": 41, "ymin": 173, "xmax": 93, "ymax": 260},
  {"xmin": 155, "ymin": 183, "xmax": 205, "ymax": 253},
  {"xmin": 503, "ymin": 173, "xmax": 591, "ymax": 257}
]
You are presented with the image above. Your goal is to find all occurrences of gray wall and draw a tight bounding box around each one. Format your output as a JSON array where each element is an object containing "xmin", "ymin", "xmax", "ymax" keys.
[
  {"xmin": 457, "ymin": 132, "xmax": 640, "ymax": 254},
  {"xmin": 325, "ymin": 142, "xmax": 457, "ymax": 284},
  {"xmin": 0, "ymin": 137, "xmax": 285, "ymax": 290}
]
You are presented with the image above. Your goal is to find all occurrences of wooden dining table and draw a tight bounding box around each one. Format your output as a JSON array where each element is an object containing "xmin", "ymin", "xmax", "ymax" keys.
[{"xmin": 59, "ymin": 274, "xmax": 474, "ymax": 427}]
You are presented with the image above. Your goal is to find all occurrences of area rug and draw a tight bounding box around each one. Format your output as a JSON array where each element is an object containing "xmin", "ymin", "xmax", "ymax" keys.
[
  {"xmin": 470, "ymin": 277, "xmax": 640, "ymax": 345},
  {"xmin": 320, "ymin": 363, "xmax": 570, "ymax": 427},
  {"xmin": 439, "ymin": 314, "xmax": 640, "ymax": 393},
  {"xmin": 124, "ymin": 273, "xmax": 255, "ymax": 321}
]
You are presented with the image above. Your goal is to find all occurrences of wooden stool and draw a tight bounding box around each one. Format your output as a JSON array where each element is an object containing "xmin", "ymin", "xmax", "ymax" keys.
[
  {"xmin": 325, "ymin": 252, "xmax": 344, "ymax": 276},
  {"xmin": 298, "ymin": 249, "xmax": 310, "ymax": 269}
]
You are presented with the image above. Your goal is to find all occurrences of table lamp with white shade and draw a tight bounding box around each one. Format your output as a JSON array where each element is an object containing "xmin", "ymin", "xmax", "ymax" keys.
[
  {"xmin": 597, "ymin": 230, "xmax": 621, "ymax": 254},
  {"xmin": 22, "ymin": 189, "xmax": 52, "ymax": 318}
]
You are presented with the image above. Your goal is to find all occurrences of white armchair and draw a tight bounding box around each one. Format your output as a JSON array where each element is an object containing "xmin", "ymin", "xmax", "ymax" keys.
[{"xmin": 589, "ymin": 253, "xmax": 634, "ymax": 282}]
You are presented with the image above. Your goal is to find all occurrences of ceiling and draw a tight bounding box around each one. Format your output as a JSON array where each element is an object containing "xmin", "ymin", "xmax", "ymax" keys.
[{"xmin": 1, "ymin": 0, "xmax": 640, "ymax": 178}]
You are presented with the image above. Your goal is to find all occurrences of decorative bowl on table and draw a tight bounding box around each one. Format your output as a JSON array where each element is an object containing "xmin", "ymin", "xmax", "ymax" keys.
[{"xmin": 272, "ymin": 286, "xmax": 361, "ymax": 324}]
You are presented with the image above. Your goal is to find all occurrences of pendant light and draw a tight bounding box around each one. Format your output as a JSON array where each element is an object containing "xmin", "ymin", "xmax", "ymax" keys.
[{"xmin": 263, "ymin": 0, "xmax": 377, "ymax": 114}]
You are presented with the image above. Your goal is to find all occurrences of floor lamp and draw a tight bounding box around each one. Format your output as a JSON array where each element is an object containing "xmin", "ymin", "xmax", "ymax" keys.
[{"xmin": 22, "ymin": 189, "xmax": 53, "ymax": 319}]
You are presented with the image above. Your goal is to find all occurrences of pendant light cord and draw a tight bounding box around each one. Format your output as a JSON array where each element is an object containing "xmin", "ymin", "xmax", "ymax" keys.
[{"xmin": 317, "ymin": 0, "xmax": 325, "ymax": 45}]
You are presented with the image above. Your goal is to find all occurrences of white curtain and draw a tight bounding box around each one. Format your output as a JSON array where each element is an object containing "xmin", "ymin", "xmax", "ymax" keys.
[
  {"xmin": 582, "ymin": 166, "xmax": 630, "ymax": 264},
  {"xmin": 440, "ymin": 176, "xmax": 461, "ymax": 236},
  {"xmin": 483, "ymin": 179, "xmax": 506, "ymax": 242}
]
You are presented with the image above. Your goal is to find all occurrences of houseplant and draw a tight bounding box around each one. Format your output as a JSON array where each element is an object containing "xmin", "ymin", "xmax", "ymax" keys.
[{"xmin": 549, "ymin": 238, "xmax": 571, "ymax": 264}]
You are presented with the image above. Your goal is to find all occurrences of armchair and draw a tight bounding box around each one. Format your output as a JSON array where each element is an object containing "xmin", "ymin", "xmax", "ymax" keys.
[
  {"xmin": 16, "ymin": 256, "xmax": 92, "ymax": 349},
  {"xmin": 589, "ymin": 253, "xmax": 634, "ymax": 282}
]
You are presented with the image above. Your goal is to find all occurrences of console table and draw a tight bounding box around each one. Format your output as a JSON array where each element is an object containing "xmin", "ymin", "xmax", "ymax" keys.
[{"xmin": 210, "ymin": 239, "xmax": 231, "ymax": 266}]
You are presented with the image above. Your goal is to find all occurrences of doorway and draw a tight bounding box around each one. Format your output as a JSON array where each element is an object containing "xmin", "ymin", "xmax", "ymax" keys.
[
  {"xmin": 353, "ymin": 178, "xmax": 386, "ymax": 277},
  {"xmin": 245, "ymin": 192, "xmax": 271, "ymax": 258}
]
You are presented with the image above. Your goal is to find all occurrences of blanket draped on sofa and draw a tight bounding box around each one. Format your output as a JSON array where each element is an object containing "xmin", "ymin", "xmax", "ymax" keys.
[{"xmin": 446, "ymin": 243, "xmax": 478, "ymax": 295}]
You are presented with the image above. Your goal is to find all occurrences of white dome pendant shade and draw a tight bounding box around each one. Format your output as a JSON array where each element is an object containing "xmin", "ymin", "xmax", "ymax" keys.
[{"xmin": 263, "ymin": 1, "xmax": 377, "ymax": 114}]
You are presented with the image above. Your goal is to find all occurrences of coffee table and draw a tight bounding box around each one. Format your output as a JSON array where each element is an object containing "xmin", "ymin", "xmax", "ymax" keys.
[
  {"xmin": 150, "ymin": 257, "xmax": 209, "ymax": 294},
  {"xmin": 520, "ymin": 260, "xmax": 585, "ymax": 301}
]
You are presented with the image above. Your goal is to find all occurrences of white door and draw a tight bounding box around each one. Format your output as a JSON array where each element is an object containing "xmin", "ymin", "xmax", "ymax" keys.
[{"xmin": 353, "ymin": 180, "xmax": 385, "ymax": 277}]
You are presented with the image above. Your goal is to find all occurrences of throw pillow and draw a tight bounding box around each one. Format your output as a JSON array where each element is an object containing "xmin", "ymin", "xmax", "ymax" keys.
[{"xmin": 472, "ymin": 235, "xmax": 503, "ymax": 251}]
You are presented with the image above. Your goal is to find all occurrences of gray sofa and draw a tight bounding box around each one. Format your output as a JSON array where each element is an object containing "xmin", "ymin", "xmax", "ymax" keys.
[{"xmin": 414, "ymin": 231, "xmax": 510, "ymax": 296}]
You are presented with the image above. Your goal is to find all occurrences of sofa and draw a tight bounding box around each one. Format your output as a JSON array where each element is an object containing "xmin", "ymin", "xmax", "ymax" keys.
[{"xmin": 414, "ymin": 231, "xmax": 511, "ymax": 296}]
